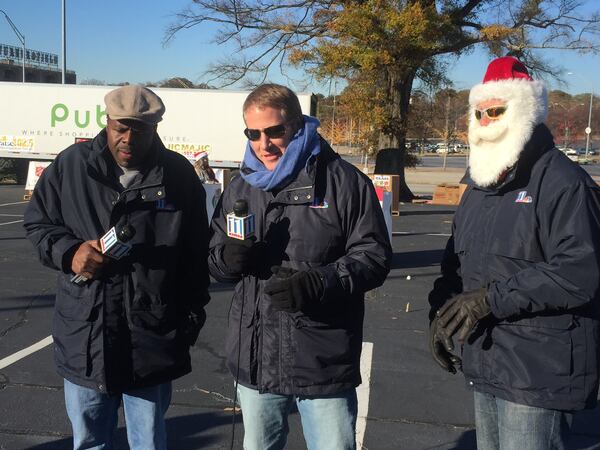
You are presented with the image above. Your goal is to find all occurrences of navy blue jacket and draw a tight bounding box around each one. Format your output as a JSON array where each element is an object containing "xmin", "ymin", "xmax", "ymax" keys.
[
  {"xmin": 24, "ymin": 130, "xmax": 210, "ymax": 394},
  {"xmin": 209, "ymin": 140, "xmax": 392, "ymax": 395},
  {"xmin": 431, "ymin": 125, "xmax": 600, "ymax": 411}
]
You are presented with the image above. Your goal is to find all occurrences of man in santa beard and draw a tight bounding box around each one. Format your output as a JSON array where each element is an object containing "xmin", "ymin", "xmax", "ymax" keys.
[{"xmin": 428, "ymin": 56, "xmax": 600, "ymax": 449}]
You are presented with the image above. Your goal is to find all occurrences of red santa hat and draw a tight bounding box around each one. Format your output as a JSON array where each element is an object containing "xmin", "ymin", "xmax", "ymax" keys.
[{"xmin": 469, "ymin": 56, "xmax": 547, "ymax": 125}]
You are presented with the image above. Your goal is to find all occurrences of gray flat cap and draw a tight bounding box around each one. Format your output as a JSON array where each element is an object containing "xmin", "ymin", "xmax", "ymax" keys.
[{"xmin": 104, "ymin": 85, "xmax": 165, "ymax": 124}]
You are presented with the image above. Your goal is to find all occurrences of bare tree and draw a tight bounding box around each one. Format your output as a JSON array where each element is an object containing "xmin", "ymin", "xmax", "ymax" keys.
[{"xmin": 165, "ymin": 0, "xmax": 600, "ymax": 200}]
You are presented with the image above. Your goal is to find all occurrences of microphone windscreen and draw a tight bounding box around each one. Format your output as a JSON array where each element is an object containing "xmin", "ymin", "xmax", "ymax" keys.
[
  {"xmin": 117, "ymin": 224, "xmax": 136, "ymax": 242},
  {"xmin": 233, "ymin": 199, "xmax": 248, "ymax": 217}
]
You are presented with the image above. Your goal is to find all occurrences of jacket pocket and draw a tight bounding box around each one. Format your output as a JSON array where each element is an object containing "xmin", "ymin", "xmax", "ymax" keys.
[
  {"xmin": 488, "ymin": 238, "xmax": 544, "ymax": 263},
  {"xmin": 129, "ymin": 326, "xmax": 180, "ymax": 378},
  {"xmin": 290, "ymin": 316, "xmax": 358, "ymax": 387},
  {"xmin": 287, "ymin": 236, "xmax": 343, "ymax": 264},
  {"xmin": 55, "ymin": 274, "xmax": 95, "ymax": 321},
  {"xmin": 486, "ymin": 317, "xmax": 573, "ymax": 394}
]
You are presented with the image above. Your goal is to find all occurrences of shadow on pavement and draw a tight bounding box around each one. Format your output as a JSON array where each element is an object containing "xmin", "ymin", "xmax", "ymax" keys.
[
  {"xmin": 449, "ymin": 429, "xmax": 477, "ymax": 449},
  {"xmin": 391, "ymin": 250, "xmax": 444, "ymax": 270},
  {"xmin": 24, "ymin": 411, "xmax": 239, "ymax": 450}
]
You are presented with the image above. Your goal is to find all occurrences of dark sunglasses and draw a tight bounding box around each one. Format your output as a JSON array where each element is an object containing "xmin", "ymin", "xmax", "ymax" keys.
[
  {"xmin": 474, "ymin": 106, "xmax": 507, "ymax": 121},
  {"xmin": 244, "ymin": 123, "xmax": 287, "ymax": 141}
]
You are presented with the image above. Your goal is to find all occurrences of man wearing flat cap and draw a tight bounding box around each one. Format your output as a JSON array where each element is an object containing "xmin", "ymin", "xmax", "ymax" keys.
[{"xmin": 24, "ymin": 85, "xmax": 210, "ymax": 449}]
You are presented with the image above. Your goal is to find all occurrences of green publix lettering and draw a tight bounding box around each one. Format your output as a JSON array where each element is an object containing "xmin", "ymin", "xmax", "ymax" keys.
[{"xmin": 51, "ymin": 103, "xmax": 107, "ymax": 129}]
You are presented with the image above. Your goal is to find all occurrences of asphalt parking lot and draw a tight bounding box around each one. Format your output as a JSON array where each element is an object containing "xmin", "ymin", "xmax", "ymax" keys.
[{"xmin": 1, "ymin": 183, "xmax": 600, "ymax": 449}]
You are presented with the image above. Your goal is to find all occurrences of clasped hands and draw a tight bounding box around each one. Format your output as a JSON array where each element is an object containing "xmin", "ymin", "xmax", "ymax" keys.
[
  {"xmin": 430, "ymin": 287, "xmax": 490, "ymax": 374},
  {"xmin": 221, "ymin": 237, "xmax": 324, "ymax": 313}
]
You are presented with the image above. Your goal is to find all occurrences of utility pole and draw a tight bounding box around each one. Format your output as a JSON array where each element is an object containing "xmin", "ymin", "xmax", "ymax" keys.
[
  {"xmin": 62, "ymin": 0, "xmax": 67, "ymax": 84},
  {"xmin": 585, "ymin": 91, "xmax": 594, "ymax": 159},
  {"xmin": 443, "ymin": 94, "xmax": 450, "ymax": 170}
]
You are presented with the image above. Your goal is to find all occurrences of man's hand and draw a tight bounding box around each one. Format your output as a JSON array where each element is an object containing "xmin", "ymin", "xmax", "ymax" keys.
[
  {"xmin": 430, "ymin": 317, "xmax": 462, "ymax": 374},
  {"xmin": 71, "ymin": 240, "xmax": 107, "ymax": 280},
  {"xmin": 436, "ymin": 288, "xmax": 490, "ymax": 350},
  {"xmin": 264, "ymin": 266, "xmax": 324, "ymax": 313},
  {"xmin": 221, "ymin": 237, "xmax": 262, "ymax": 275}
]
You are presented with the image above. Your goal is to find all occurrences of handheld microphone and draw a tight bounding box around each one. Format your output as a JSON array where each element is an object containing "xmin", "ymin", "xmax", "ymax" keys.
[
  {"xmin": 70, "ymin": 224, "xmax": 136, "ymax": 286},
  {"xmin": 226, "ymin": 199, "xmax": 255, "ymax": 240}
]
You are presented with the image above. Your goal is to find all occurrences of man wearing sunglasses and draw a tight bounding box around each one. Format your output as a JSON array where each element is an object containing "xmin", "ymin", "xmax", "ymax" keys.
[
  {"xmin": 208, "ymin": 84, "xmax": 391, "ymax": 449},
  {"xmin": 429, "ymin": 56, "xmax": 600, "ymax": 449}
]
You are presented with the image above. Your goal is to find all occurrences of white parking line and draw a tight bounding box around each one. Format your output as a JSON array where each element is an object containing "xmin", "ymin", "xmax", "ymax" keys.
[
  {"xmin": 0, "ymin": 335, "xmax": 53, "ymax": 370},
  {"xmin": 0, "ymin": 335, "xmax": 373, "ymax": 444},
  {"xmin": 357, "ymin": 341, "xmax": 373, "ymax": 449},
  {"xmin": 0, "ymin": 219, "xmax": 24, "ymax": 226},
  {"xmin": 0, "ymin": 201, "xmax": 28, "ymax": 207},
  {"xmin": 0, "ymin": 214, "xmax": 24, "ymax": 217}
]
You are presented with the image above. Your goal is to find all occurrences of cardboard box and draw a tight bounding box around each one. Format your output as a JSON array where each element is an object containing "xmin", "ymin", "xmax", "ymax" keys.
[
  {"xmin": 459, "ymin": 183, "xmax": 468, "ymax": 199},
  {"xmin": 431, "ymin": 183, "xmax": 465, "ymax": 205},
  {"xmin": 371, "ymin": 174, "xmax": 400, "ymax": 213}
]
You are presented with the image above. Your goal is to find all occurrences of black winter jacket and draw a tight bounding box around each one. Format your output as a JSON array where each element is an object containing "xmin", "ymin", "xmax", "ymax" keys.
[
  {"xmin": 209, "ymin": 140, "xmax": 392, "ymax": 395},
  {"xmin": 24, "ymin": 130, "xmax": 210, "ymax": 394},
  {"xmin": 431, "ymin": 125, "xmax": 600, "ymax": 411}
]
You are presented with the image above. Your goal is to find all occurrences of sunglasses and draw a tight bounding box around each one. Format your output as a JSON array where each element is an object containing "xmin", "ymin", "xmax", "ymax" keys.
[
  {"xmin": 474, "ymin": 106, "xmax": 507, "ymax": 121},
  {"xmin": 244, "ymin": 123, "xmax": 287, "ymax": 141}
]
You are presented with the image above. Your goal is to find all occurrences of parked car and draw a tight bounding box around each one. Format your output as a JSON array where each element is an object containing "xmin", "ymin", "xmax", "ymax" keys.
[
  {"xmin": 559, "ymin": 147, "xmax": 578, "ymax": 156},
  {"xmin": 577, "ymin": 148, "xmax": 597, "ymax": 156},
  {"xmin": 453, "ymin": 143, "xmax": 469, "ymax": 153},
  {"xmin": 436, "ymin": 144, "xmax": 449, "ymax": 154}
]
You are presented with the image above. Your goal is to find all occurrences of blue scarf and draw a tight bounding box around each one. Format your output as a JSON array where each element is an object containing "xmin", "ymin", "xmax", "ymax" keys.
[{"xmin": 240, "ymin": 115, "xmax": 321, "ymax": 191}]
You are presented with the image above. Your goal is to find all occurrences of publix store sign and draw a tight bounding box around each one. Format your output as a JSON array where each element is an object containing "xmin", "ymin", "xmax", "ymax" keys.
[
  {"xmin": 51, "ymin": 103, "xmax": 107, "ymax": 129},
  {"xmin": 49, "ymin": 102, "xmax": 210, "ymax": 161}
]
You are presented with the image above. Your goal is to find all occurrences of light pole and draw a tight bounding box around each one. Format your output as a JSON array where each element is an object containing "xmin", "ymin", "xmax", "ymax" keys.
[
  {"xmin": 0, "ymin": 9, "xmax": 25, "ymax": 83},
  {"xmin": 568, "ymin": 72, "xmax": 594, "ymax": 160},
  {"xmin": 61, "ymin": 0, "xmax": 66, "ymax": 84},
  {"xmin": 585, "ymin": 91, "xmax": 593, "ymax": 158}
]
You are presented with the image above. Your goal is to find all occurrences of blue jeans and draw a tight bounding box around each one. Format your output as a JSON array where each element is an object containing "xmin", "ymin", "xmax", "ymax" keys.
[
  {"xmin": 64, "ymin": 379, "xmax": 172, "ymax": 450},
  {"xmin": 474, "ymin": 390, "xmax": 573, "ymax": 450},
  {"xmin": 236, "ymin": 384, "xmax": 358, "ymax": 450}
]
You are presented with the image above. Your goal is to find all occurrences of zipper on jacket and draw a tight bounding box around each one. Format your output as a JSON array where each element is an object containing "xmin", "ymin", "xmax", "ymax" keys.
[{"xmin": 282, "ymin": 185, "xmax": 313, "ymax": 192}]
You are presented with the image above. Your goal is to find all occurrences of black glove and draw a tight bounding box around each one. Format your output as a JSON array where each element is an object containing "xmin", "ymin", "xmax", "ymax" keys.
[
  {"xmin": 264, "ymin": 266, "xmax": 324, "ymax": 313},
  {"xmin": 221, "ymin": 237, "xmax": 259, "ymax": 275},
  {"xmin": 429, "ymin": 317, "xmax": 462, "ymax": 374},
  {"xmin": 436, "ymin": 288, "xmax": 490, "ymax": 350}
]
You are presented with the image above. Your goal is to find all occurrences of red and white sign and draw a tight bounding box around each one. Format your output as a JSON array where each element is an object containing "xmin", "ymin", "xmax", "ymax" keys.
[{"xmin": 25, "ymin": 161, "xmax": 51, "ymax": 191}]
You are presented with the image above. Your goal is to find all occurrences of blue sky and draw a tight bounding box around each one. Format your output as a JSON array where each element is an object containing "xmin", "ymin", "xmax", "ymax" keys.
[{"xmin": 0, "ymin": 0, "xmax": 598, "ymax": 95}]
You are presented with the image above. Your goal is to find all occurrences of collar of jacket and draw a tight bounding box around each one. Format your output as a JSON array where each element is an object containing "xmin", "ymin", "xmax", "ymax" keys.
[
  {"xmin": 271, "ymin": 137, "xmax": 337, "ymax": 205},
  {"xmin": 461, "ymin": 124, "xmax": 555, "ymax": 193},
  {"xmin": 86, "ymin": 129, "xmax": 167, "ymax": 203}
]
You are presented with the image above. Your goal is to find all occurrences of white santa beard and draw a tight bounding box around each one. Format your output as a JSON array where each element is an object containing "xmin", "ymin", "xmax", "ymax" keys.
[
  {"xmin": 468, "ymin": 113, "xmax": 532, "ymax": 187},
  {"xmin": 467, "ymin": 78, "xmax": 547, "ymax": 187}
]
